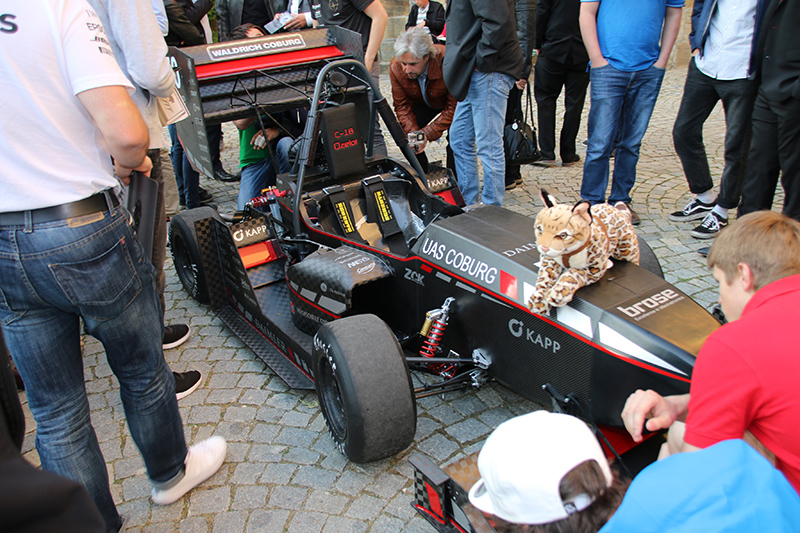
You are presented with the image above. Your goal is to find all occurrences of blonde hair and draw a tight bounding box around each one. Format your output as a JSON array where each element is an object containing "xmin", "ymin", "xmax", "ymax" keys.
[{"xmin": 707, "ymin": 211, "xmax": 800, "ymax": 290}]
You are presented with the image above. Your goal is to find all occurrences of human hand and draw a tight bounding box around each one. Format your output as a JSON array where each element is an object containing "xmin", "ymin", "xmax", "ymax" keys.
[
  {"xmin": 283, "ymin": 13, "xmax": 308, "ymax": 30},
  {"xmin": 115, "ymin": 155, "xmax": 153, "ymax": 185},
  {"xmin": 515, "ymin": 79, "xmax": 527, "ymax": 90},
  {"xmin": 414, "ymin": 139, "xmax": 428, "ymax": 154},
  {"xmin": 251, "ymin": 128, "xmax": 280, "ymax": 149},
  {"xmin": 591, "ymin": 57, "xmax": 609, "ymax": 69},
  {"xmin": 654, "ymin": 58, "xmax": 668, "ymax": 69},
  {"xmin": 691, "ymin": 48, "xmax": 699, "ymax": 57},
  {"xmin": 621, "ymin": 389, "xmax": 680, "ymax": 442}
]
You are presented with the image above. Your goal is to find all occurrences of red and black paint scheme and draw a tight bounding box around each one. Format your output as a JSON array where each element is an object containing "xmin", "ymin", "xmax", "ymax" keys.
[{"xmin": 169, "ymin": 59, "xmax": 719, "ymax": 477}]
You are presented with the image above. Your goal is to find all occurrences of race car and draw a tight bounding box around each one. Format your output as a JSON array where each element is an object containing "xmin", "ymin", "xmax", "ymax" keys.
[{"xmin": 168, "ymin": 49, "xmax": 720, "ymax": 468}]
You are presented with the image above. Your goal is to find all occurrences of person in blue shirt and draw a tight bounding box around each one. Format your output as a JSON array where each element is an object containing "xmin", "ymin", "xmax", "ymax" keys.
[
  {"xmin": 578, "ymin": 0, "xmax": 683, "ymax": 225},
  {"xmin": 600, "ymin": 440, "xmax": 800, "ymax": 533}
]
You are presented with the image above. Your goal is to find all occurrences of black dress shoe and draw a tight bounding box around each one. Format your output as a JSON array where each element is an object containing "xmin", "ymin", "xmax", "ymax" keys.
[
  {"xmin": 214, "ymin": 168, "xmax": 240, "ymax": 182},
  {"xmin": 199, "ymin": 187, "xmax": 214, "ymax": 201}
]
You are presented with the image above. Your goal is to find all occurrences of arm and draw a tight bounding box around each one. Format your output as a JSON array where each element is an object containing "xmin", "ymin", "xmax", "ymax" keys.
[
  {"xmin": 473, "ymin": 0, "xmax": 515, "ymax": 72},
  {"xmin": 655, "ymin": 6, "xmax": 682, "ymax": 69},
  {"xmin": 689, "ymin": 0, "xmax": 704, "ymax": 52},
  {"xmin": 390, "ymin": 63, "xmax": 420, "ymax": 134},
  {"xmin": 362, "ymin": 0, "xmax": 388, "ymax": 72},
  {"xmin": 426, "ymin": 2, "xmax": 446, "ymax": 37},
  {"xmin": 165, "ymin": 0, "xmax": 205, "ymax": 46},
  {"xmin": 77, "ymin": 86, "xmax": 151, "ymax": 182},
  {"xmin": 421, "ymin": 93, "xmax": 456, "ymax": 142},
  {"xmin": 579, "ymin": 1, "xmax": 607, "ymax": 67},
  {"xmin": 516, "ymin": 0, "xmax": 537, "ymax": 79},
  {"xmin": 216, "ymin": 0, "xmax": 232, "ymax": 42},
  {"xmin": 535, "ymin": 0, "xmax": 550, "ymax": 51},
  {"xmin": 621, "ymin": 390, "xmax": 690, "ymax": 442},
  {"xmin": 179, "ymin": 0, "xmax": 213, "ymax": 25},
  {"xmin": 405, "ymin": 6, "xmax": 416, "ymax": 31},
  {"xmin": 108, "ymin": 0, "xmax": 174, "ymax": 98}
]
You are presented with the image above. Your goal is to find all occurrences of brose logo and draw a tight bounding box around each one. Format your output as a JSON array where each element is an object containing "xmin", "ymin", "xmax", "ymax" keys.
[{"xmin": 617, "ymin": 289, "xmax": 682, "ymax": 319}]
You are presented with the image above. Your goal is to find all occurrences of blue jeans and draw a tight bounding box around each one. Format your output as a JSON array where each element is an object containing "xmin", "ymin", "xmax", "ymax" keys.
[
  {"xmin": 450, "ymin": 71, "xmax": 514, "ymax": 206},
  {"xmin": 0, "ymin": 204, "xmax": 187, "ymax": 531},
  {"xmin": 168, "ymin": 123, "xmax": 200, "ymax": 209},
  {"xmin": 237, "ymin": 137, "xmax": 292, "ymax": 209},
  {"xmin": 673, "ymin": 60, "xmax": 758, "ymax": 209},
  {"xmin": 581, "ymin": 64, "xmax": 665, "ymax": 204}
]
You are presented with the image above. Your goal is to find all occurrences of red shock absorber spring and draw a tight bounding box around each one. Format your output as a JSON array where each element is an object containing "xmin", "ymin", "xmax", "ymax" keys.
[{"xmin": 419, "ymin": 318, "xmax": 447, "ymax": 358}]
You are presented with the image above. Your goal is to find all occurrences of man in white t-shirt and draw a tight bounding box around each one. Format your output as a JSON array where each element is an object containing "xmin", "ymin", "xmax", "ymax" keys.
[{"xmin": 0, "ymin": 2, "xmax": 225, "ymax": 530}]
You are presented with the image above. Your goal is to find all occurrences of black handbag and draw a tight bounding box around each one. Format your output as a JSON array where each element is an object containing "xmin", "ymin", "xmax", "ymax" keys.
[{"xmin": 504, "ymin": 85, "xmax": 541, "ymax": 165}]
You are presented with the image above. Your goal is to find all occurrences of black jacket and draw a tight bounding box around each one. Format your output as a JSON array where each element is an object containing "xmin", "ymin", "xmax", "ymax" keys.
[
  {"xmin": 164, "ymin": 0, "xmax": 206, "ymax": 47},
  {"xmin": 443, "ymin": 0, "xmax": 524, "ymax": 101},
  {"xmin": 217, "ymin": 0, "xmax": 290, "ymax": 42},
  {"xmin": 516, "ymin": 0, "xmax": 537, "ymax": 78},
  {"xmin": 405, "ymin": 1, "xmax": 446, "ymax": 37},
  {"xmin": 535, "ymin": 0, "xmax": 588, "ymax": 66},
  {"xmin": 757, "ymin": 0, "xmax": 800, "ymax": 101}
]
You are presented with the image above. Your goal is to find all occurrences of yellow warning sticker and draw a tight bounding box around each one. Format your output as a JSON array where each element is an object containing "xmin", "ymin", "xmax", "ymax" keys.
[
  {"xmin": 334, "ymin": 201, "xmax": 355, "ymax": 233},
  {"xmin": 374, "ymin": 190, "xmax": 393, "ymax": 223}
]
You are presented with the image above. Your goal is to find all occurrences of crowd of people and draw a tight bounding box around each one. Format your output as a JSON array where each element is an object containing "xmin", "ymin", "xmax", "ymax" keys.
[{"xmin": 1, "ymin": 0, "xmax": 799, "ymax": 531}]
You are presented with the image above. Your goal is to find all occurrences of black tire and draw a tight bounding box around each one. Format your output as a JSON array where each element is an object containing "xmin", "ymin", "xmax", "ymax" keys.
[
  {"xmin": 637, "ymin": 235, "xmax": 664, "ymax": 279},
  {"xmin": 169, "ymin": 207, "xmax": 221, "ymax": 303},
  {"xmin": 313, "ymin": 314, "xmax": 417, "ymax": 463}
]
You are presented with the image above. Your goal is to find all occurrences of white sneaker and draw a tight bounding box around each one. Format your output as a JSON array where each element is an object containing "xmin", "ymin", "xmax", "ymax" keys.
[{"xmin": 151, "ymin": 436, "xmax": 227, "ymax": 505}]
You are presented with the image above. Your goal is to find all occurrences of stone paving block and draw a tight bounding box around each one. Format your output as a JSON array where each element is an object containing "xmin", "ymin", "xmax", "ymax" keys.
[
  {"xmin": 323, "ymin": 515, "xmax": 370, "ymax": 533},
  {"xmin": 187, "ymin": 405, "xmax": 223, "ymax": 424},
  {"xmin": 345, "ymin": 494, "xmax": 386, "ymax": 520},
  {"xmin": 261, "ymin": 461, "xmax": 298, "ymax": 485},
  {"xmin": 304, "ymin": 490, "xmax": 349, "ymax": 514},
  {"xmin": 211, "ymin": 510, "xmax": 248, "ymax": 533},
  {"xmin": 232, "ymin": 485, "xmax": 269, "ymax": 510},
  {"xmin": 268, "ymin": 485, "xmax": 308, "ymax": 510},
  {"xmin": 443, "ymin": 417, "xmax": 492, "ymax": 443},
  {"xmin": 178, "ymin": 517, "xmax": 210, "ymax": 533},
  {"xmin": 415, "ymin": 433, "xmax": 460, "ymax": 462},
  {"xmin": 288, "ymin": 511, "xmax": 328, "ymax": 533},
  {"xmin": 224, "ymin": 406, "xmax": 258, "ymax": 423},
  {"xmin": 188, "ymin": 486, "xmax": 231, "ymax": 515},
  {"xmin": 230, "ymin": 462, "xmax": 267, "ymax": 485}
]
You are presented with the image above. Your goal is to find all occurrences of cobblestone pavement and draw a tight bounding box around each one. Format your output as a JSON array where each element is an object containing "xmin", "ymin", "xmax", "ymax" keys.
[{"xmin": 18, "ymin": 66, "xmax": 765, "ymax": 531}]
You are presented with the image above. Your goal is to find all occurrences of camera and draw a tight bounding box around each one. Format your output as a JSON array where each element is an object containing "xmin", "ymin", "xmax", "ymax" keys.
[{"xmin": 407, "ymin": 131, "xmax": 425, "ymax": 151}]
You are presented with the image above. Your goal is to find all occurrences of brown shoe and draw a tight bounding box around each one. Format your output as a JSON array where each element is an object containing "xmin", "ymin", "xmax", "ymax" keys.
[{"xmin": 614, "ymin": 202, "xmax": 640, "ymax": 226}]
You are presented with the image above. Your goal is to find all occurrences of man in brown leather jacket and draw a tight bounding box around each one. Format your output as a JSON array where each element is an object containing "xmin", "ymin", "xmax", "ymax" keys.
[{"xmin": 390, "ymin": 26, "xmax": 457, "ymax": 176}]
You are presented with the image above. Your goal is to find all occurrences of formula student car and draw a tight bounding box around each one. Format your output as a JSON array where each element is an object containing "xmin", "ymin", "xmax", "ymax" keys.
[{"xmin": 168, "ymin": 48, "xmax": 720, "ymax": 468}]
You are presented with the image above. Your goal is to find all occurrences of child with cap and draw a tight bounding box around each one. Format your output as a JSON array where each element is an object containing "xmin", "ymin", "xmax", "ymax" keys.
[{"xmin": 468, "ymin": 411, "xmax": 627, "ymax": 533}]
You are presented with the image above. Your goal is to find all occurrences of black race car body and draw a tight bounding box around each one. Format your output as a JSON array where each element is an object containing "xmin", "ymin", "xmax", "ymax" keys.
[{"xmin": 169, "ymin": 51, "xmax": 719, "ymax": 469}]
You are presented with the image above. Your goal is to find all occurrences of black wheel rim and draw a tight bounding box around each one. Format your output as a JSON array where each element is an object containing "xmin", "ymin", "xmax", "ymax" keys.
[
  {"xmin": 171, "ymin": 232, "xmax": 197, "ymax": 293},
  {"xmin": 317, "ymin": 355, "xmax": 347, "ymax": 442}
]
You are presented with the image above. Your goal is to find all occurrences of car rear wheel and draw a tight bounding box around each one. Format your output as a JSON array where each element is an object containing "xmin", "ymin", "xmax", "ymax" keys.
[
  {"xmin": 313, "ymin": 314, "xmax": 417, "ymax": 463},
  {"xmin": 169, "ymin": 207, "xmax": 221, "ymax": 303},
  {"xmin": 637, "ymin": 236, "xmax": 664, "ymax": 279}
]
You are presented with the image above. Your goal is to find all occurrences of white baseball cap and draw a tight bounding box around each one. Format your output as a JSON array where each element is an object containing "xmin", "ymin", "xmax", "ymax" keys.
[{"xmin": 468, "ymin": 411, "xmax": 613, "ymax": 525}]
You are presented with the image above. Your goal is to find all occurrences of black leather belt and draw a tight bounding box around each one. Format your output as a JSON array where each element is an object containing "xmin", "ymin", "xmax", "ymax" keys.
[{"xmin": 0, "ymin": 192, "xmax": 119, "ymax": 226}]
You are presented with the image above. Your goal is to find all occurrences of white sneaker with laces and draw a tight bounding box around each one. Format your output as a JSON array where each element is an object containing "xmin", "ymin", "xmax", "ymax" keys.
[{"xmin": 151, "ymin": 436, "xmax": 227, "ymax": 506}]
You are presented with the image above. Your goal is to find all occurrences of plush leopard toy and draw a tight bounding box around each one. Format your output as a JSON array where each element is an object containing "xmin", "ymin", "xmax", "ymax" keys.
[{"xmin": 527, "ymin": 189, "xmax": 640, "ymax": 315}]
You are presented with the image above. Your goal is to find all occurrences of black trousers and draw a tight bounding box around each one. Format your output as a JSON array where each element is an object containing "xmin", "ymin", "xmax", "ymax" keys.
[
  {"xmin": 738, "ymin": 88, "xmax": 800, "ymax": 221},
  {"xmin": 673, "ymin": 60, "xmax": 757, "ymax": 209},
  {"xmin": 533, "ymin": 54, "xmax": 590, "ymax": 161},
  {"xmin": 411, "ymin": 102, "xmax": 456, "ymax": 178},
  {"xmin": 504, "ymin": 85, "xmax": 523, "ymax": 185}
]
